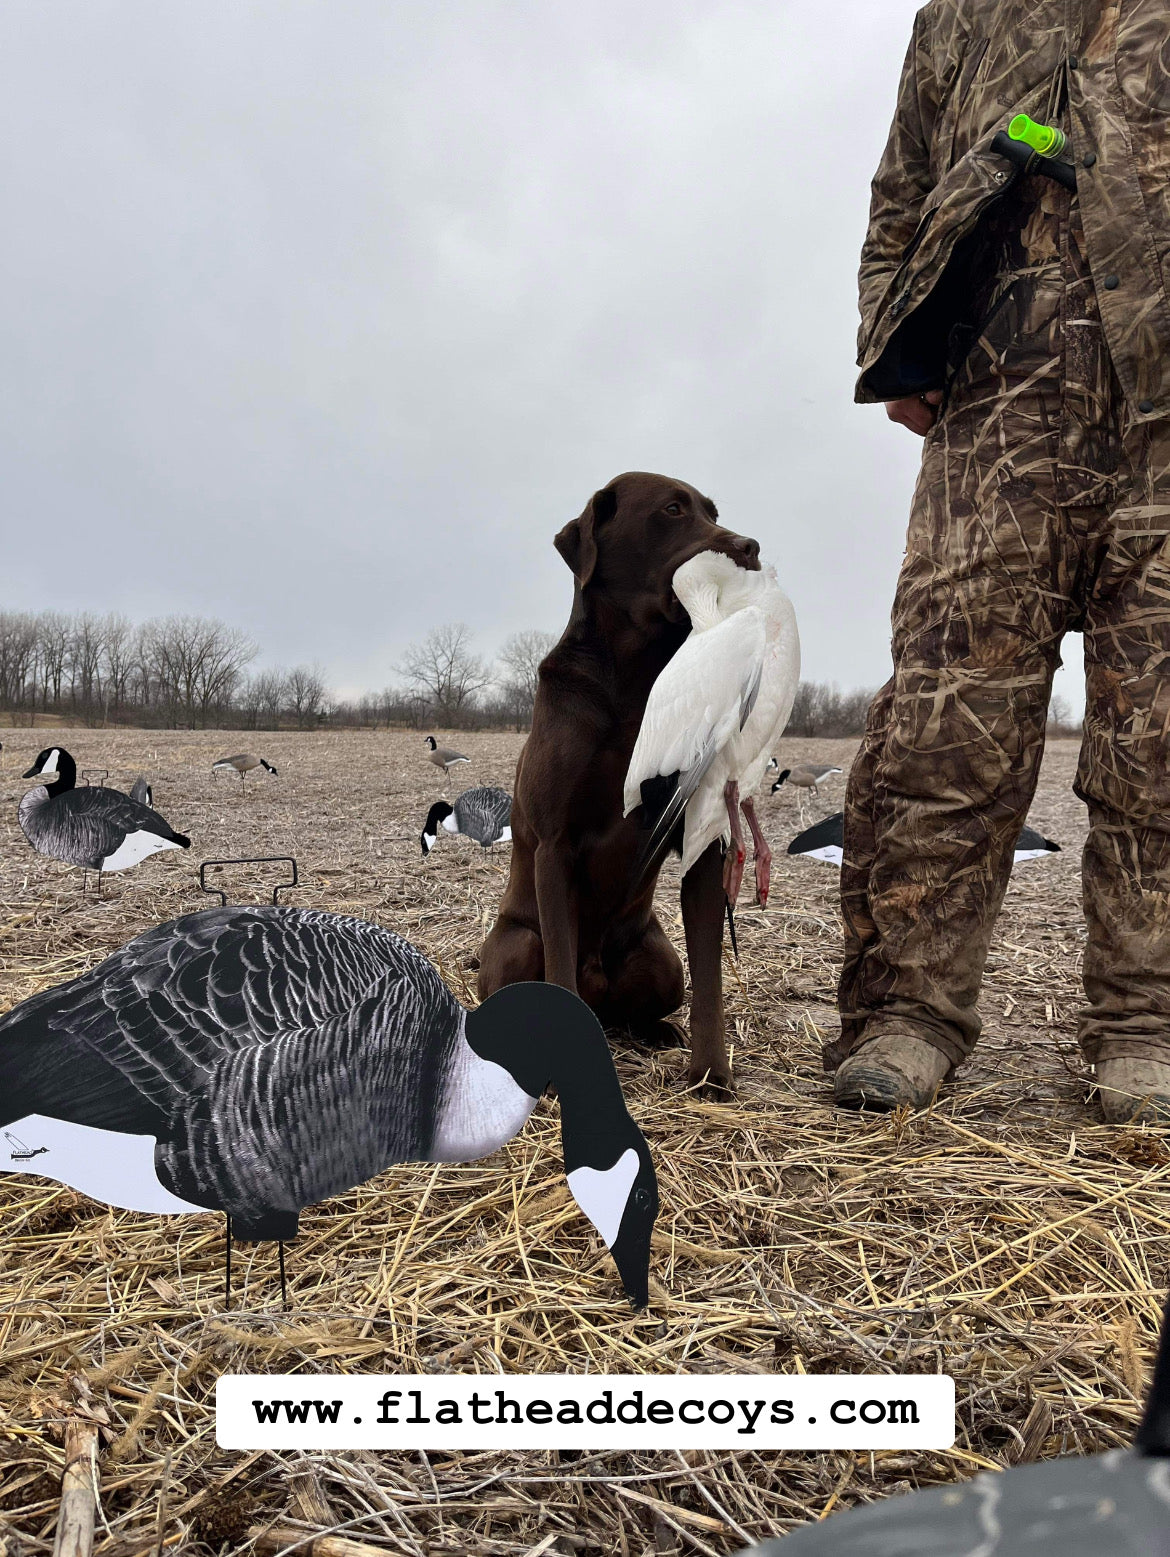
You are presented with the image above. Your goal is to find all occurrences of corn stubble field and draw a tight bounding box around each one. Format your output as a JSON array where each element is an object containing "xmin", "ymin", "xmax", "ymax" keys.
[{"xmin": 0, "ymin": 726, "xmax": 1166, "ymax": 1556}]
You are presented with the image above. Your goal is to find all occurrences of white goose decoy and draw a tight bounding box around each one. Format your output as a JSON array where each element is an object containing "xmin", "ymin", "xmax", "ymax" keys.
[
  {"xmin": 623, "ymin": 550, "xmax": 800, "ymax": 908},
  {"xmin": 19, "ymin": 748, "xmax": 190, "ymax": 889},
  {"xmin": 0, "ymin": 908, "xmax": 657, "ymax": 1308}
]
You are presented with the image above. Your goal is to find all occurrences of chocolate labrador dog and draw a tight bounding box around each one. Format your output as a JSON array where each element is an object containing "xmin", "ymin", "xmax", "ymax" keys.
[{"xmin": 477, "ymin": 471, "xmax": 760, "ymax": 1094}]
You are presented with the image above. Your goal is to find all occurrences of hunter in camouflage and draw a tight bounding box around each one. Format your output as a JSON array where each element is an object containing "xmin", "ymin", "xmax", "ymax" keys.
[{"xmin": 834, "ymin": 1, "xmax": 1170, "ymax": 1122}]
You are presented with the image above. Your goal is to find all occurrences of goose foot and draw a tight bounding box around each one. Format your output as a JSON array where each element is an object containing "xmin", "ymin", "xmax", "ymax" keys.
[
  {"xmin": 721, "ymin": 781, "xmax": 745, "ymax": 903},
  {"xmin": 740, "ymin": 796, "xmax": 772, "ymax": 908}
]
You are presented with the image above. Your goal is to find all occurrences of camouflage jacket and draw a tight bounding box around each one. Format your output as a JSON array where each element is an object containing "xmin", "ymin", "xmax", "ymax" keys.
[{"xmin": 856, "ymin": 0, "xmax": 1170, "ymax": 419}]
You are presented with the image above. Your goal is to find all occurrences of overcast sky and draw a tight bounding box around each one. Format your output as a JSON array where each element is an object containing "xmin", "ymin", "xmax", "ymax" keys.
[{"xmin": 0, "ymin": 0, "xmax": 1085, "ymax": 711}]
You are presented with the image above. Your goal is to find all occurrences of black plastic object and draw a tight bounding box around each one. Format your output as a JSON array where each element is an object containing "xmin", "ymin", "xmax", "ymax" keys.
[
  {"xmin": 198, "ymin": 855, "xmax": 299, "ymax": 906},
  {"xmin": 990, "ymin": 129, "xmax": 1077, "ymax": 191}
]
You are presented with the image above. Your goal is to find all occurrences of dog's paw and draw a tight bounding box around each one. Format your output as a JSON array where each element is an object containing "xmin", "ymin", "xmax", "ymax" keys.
[
  {"xmin": 685, "ymin": 1066, "xmax": 735, "ymax": 1102},
  {"xmin": 608, "ymin": 1019, "xmax": 689, "ymax": 1051}
]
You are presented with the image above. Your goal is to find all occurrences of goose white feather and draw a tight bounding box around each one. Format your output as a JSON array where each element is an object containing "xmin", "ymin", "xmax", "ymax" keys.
[{"xmin": 624, "ymin": 551, "xmax": 800, "ymax": 873}]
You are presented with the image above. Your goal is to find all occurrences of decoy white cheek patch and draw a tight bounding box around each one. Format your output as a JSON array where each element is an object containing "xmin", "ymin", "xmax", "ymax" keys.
[
  {"xmin": 422, "ymin": 833, "xmax": 436, "ymax": 852},
  {"xmin": 43, "ymin": 748, "xmax": 61, "ymax": 775},
  {"xmin": 567, "ymin": 1148, "xmax": 640, "ymax": 1249}
]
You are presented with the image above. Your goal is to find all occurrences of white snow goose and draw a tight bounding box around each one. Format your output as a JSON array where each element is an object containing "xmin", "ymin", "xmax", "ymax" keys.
[
  {"xmin": 623, "ymin": 550, "xmax": 800, "ymax": 908},
  {"xmin": 19, "ymin": 748, "xmax": 190, "ymax": 889},
  {"xmin": 0, "ymin": 907, "xmax": 658, "ymax": 1308},
  {"xmin": 421, "ymin": 787, "xmax": 513, "ymax": 854}
]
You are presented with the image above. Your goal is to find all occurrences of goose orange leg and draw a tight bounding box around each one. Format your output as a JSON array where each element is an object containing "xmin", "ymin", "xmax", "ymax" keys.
[
  {"xmin": 741, "ymin": 796, "xmax": 771, "ymax": 908},
  {"xmin": 722, "ymin": 781, "xmax": 746, "ymax": 904}
]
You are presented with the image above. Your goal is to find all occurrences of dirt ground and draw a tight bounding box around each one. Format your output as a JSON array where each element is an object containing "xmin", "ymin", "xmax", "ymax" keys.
[{"xmin": 0, "ymin": 725, "xmax": 1166, "ymax": 1555}]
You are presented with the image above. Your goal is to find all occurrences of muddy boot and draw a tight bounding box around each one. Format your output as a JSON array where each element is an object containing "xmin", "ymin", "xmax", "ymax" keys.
[
  {"xmin": 1096, "ymin": 1058, "xmax": 1170, "ymax": 1125},
  {"xmin": 833, "ymin": 1034, "xmax": 952, "ymax": 1111}
]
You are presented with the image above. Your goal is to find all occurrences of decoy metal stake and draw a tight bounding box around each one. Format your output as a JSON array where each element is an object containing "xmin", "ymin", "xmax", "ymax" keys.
[
  {"xmin": 224, "ymin": 1214, "xmax": 232, "ymax": 1310},
  {"xmin": 199, "ymin": 856, "xmax": 299, "ymax": 907},
  {"xmin": 279, "ymin": 1241, "xmax": 287, "ymax": 1310}
]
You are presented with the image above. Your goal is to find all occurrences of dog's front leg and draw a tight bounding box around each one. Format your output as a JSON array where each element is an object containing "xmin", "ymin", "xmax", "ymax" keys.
[
  {"xmin": 534, "ymin": 841, "xmax": 579, "ymax": 992},
  {"xmin": 680, "ymin": 838, "xmax": 732, "ymax": 1097}
]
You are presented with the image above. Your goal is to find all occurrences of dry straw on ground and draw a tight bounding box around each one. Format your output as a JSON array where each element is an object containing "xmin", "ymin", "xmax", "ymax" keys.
[{"xmin": 0, "ymin": 727, "xmax": 1166, "ymax": 1555}]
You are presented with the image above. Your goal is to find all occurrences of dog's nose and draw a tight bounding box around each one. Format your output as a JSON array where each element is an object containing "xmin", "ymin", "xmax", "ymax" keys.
[{"xmin": 728, "ymin": 533, "xmax": 760, "ymax": 566}]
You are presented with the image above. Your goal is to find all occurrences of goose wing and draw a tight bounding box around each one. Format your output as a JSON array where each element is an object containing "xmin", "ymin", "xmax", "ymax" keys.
[
  {"xmin": 0, "ymin": 907, "xmax": 463, "ymax": 1223},
  {"xmin": 63, "ymin": 786, "xmax": 184, "ymax": 855},
  {"xmin": 0, "ymin": 907, "xmax": 445, "ymax": 1120},
  {"xmin": 623, "ymin": 608, "xmax": 766, "ymax": 874},
  {"xmin": 454, "ymin": 787, "xmax": 512, "ymax": 845}
]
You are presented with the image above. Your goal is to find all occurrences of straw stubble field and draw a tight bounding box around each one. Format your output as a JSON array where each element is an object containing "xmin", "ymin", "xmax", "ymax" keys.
[{"xmin": 0, "ymin": 726, "xmax": 1166, "ymax": 1556}]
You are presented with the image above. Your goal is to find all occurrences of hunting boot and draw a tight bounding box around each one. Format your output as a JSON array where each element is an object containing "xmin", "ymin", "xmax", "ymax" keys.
[
  {"xmin": 834, "ymin": 1034, "xmax": 951, "ymax": 1111},
  {"xmin": 1095, "ymin": 1059, "xmax": 1170, "ymax": 1125}
]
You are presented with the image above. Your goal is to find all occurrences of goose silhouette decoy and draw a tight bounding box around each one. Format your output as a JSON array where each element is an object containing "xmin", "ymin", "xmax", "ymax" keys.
[
  {"xmin": 743, "ymin": 1295, "xmax": 1170, "ymax": 1556},
  {"xmin": 624, "ymin": 550, "xmax": 800, "ymax": 908},
  {"xmin": 19, "ymin": 748, "xmax": 190, "ymax": 889},
  {"xmin": 425, "ymin": 737, "xmax": 471, "ymax": 774},
  {"xmin": 421, "ymin": 787, "xmax": 513, "ymax": 855},
  {"xmin": 0, "ymin": 907, "xmax": 658, "ymax": 1308},
  {"xmin": 129, "ymin": 775, "xmax": 153, "ymax": 808},
  {"xmin": 787, "ymin": 811, "xmax": 1061, "ymax": 868},
  {"xmin": 212, "ymin": 753, "xmax": 278, "ymax": 785}
]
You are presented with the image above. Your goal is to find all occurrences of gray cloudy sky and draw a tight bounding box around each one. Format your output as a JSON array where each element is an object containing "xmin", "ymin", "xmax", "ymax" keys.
[{"xmin": 0, "ymin": 0, "xmax": 1085, "ymax": 711}]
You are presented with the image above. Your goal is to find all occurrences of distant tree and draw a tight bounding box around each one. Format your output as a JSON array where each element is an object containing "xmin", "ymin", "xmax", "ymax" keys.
[
  {"xmin": 140, "ymin": 615, "xmax": 257, "ymax": 728},
  {"xmin": 286, "ymin": 663, "xmax": 328, "ymax": 729},
  {"xmin": 396, "ymin": 623, "xmax": 491, "ymax": 723},
  {"xmin": 1046, "ymin": 693, "xmax": 1080, "ymax": 736},
  {"xmin": 494, "ymin": 629, "xmax": 557, "ymax": 730},
  {"xmin": 783, "ymin": 681, "xmax": 876, "ymax": 738}
]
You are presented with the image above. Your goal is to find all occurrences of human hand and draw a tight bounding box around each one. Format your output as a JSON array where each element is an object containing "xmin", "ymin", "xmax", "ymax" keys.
[{"xmin": 884, "ymin": 389, "xmax": 943, "ymax": 435}]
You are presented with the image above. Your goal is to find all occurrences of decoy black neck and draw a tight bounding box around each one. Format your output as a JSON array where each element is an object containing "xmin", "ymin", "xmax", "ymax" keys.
[
  {"xmin": 424, "ymin": 802, "xmax": 453, "ymax": 835},
  {"xmin": 1136, "ymin": 1294, "xmax": 1170, "ymax": 1456},
  {"xmin": 465, "ymin": 981, "xmax": 658, "ymax": 1308}
]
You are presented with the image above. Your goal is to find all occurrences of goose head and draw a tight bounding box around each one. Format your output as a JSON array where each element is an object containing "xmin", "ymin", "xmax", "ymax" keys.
[
  {"xmin": 670, "ymin": 549, "xmax": 768, "ymax": 632},
  {"xmin": 424, "ymin": 736, "xmax": 438, "ymax": 750},
  {"xmin": 465, "ymin": 981, "xmax": 659, "ymax": 1309},
  {"xmin": 421, "ymin": 801, "xmax": 454, "ymax": 854},
  {"xmin": 22, "ymin": 747, "xmax": 76, "ymax": 795},
  {"xmin": 770, "ymin": 769, "xmax": 791, "ymax": 792},
  {"xmin": 260, "ymin": 759, "xmax": 278, "ymax": 775}
]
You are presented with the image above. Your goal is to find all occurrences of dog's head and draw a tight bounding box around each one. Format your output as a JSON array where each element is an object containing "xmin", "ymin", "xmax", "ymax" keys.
[{"xmin": 554, "ymin": 473, "xmax": 760, "ymax": 624}]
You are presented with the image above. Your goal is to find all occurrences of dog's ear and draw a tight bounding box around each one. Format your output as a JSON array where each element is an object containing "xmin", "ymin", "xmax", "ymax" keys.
[{"xmin": 554, "ymin": 486, "xmax": 618, "ymax": 584}]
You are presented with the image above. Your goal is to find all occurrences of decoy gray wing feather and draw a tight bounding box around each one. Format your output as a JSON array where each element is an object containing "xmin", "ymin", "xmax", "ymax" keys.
[
  {"xmin": 453, "ymin": 787, "xmax": 512, "ymax": 845},
  {"xmin": 159, "ymin": 960, "xmax": 462, "ymax": 1221},
  {"xmin": 0, "ymin": 908, "xmax": 449, "ymax": 1122}
]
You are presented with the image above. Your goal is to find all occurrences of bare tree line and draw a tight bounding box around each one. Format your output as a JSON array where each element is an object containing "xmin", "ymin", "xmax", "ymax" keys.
[{"xmin": 0, "ymin": 608, "xmax": 1081, "ymax": 736}]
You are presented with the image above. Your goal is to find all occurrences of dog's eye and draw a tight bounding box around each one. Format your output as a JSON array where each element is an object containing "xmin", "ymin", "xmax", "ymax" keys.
[{"xmin": 663, "ymin": 502, "xmax": 683, "ymax": 516}]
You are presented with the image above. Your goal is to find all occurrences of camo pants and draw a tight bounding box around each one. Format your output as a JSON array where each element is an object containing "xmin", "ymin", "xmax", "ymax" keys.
[{"xmin": 834, "ymin": 179, "xmax": 1170, "ymax": 1071}]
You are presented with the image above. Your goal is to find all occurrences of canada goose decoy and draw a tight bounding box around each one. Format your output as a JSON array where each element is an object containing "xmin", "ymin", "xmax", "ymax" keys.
[
  {"xmin": 129, "ymin": 776, "xmax": 152, "ymax": 808},
  {"xmin": 425, "ymin": 736, "xmax": 471, "ymax": 774},
  {"xmin": 771, "ymin": 762, "xmax": 843, "ymax": 824},
  {"xmin": 19, "ymin": 748, "xmax": 190, "ymax": 891},
  {"xmin": 624, "ymin": 551, "xmax": 800, "ymax": 908},
  {"xmin": 421, "ymin": 787, "xmax": 512, "ymax": 855},
  {"xmin": 212, "ymin": 753, "xmax": 278, "ymax": 785},
  {"xmin": 742, "ymin": 1295, "xmax": 1170, "ymax": 1557},
  {"xmin": 0, "ymin": 907, "xmax": 658, "ymax": 1309},
  {"xmin": 787, "ymin": 811, "xmax": 1061, "ymax": 867}
]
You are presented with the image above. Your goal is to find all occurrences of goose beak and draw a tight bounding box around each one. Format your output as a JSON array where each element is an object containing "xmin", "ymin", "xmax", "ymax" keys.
[
  {"xmin": 610, "ymin": 1171, "xmax": 658, "ymax": 1310},
  {"xmin": 420, "ymin": 832, "xmax": 435, "ymax": 855},
  {"xmin": 22, "ymin": 764, "xmax": 56, "ymax": 781}
]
